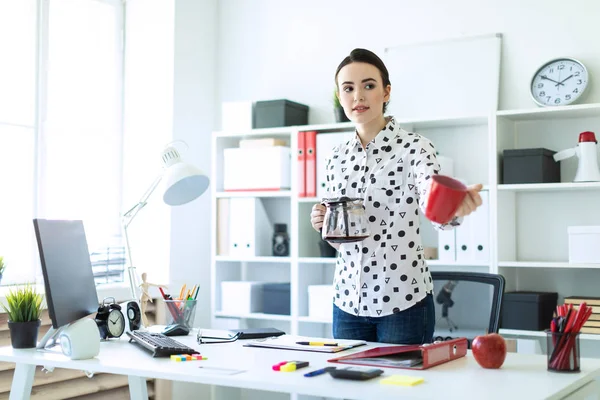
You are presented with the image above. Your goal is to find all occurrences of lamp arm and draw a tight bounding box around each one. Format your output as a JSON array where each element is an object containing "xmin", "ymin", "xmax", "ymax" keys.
[
  {"xmin": 122, "ymin": 173, "xmax": 164, "ymax": 300},
  {"xmin": 122, "ymin": 173, "xmax": 164, "ymax": 228}
]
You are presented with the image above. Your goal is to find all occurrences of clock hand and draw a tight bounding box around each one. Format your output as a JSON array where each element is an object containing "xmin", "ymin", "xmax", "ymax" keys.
[
  {"xmin": 110, "ymin": 317, "xmax": 118, "ymax": 324},
  {"xmin": 541, "ymin": 75, "xmax": 563, "ymax": 86},
  {"xmin": 558, "ymin": 74, "xmax": 574, "ymax": 85}
]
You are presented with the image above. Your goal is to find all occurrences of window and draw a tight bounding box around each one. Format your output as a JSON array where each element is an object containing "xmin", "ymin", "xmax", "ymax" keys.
[{"xmin": 0, "ymin": 0, "xmax": 126, "ymax": 286}]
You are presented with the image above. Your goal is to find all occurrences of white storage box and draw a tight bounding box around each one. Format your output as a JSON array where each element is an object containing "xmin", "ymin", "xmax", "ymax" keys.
[
  {"xmin": 221, "ymin": 281, "xmax": 264, "ymax": 314},
  {"xmin": 223, "ymin": 146, "xmax": 291, "ymax": 191},
  {"xmin": 308, "ymin": 285, "xmax": 334, "ymax": 320},
  {"xmin": 568, "ymin": 226, "xmax": 600, "ymax": 264},
  {"xmin": 221, "ymin": 101, "xmax": 253, "ymax": 132}
]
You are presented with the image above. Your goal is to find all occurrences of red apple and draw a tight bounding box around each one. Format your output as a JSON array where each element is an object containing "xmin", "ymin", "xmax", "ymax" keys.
[{"xmin": 471, "ymin": 333, "xmax": 507, "ymax": 369}]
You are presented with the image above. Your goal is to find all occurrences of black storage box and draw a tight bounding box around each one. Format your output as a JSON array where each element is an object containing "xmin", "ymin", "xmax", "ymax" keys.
[
  {"xmin": 502, "ymin": 148, "xmax": 560, "ymax": 184},
  {"xmin": 253, "ymin": 99, "xmax": 309, "ymax": 129},
  {"xmin": 501, "ymin": 291, "xmax": 558, "ymax": 331},
  {"xmin": 262, "ymin": 283, "xmax": 291, "ymax": 315}
]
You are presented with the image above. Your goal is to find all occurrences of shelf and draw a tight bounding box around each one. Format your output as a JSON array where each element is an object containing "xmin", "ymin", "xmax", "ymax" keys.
[
  {"xmin": 300, "ymin": 121, "xmax": 355, "ymax": 132},
  {"xmin": 498, "ymin": 182, "xmax": 600, "ymax": 192},
  {"xmin": 214, "ymin": 256, "xmax": 291, "ymax": 263},
  {"xmin": 298, "ymin": 316, "xmax": 332, "ymax": 324},
  {"xmin": 397, "ymin": 114, "xmax": 489, "ymax": 129},
  {"xmin": 298, "ymin": 257, "xmax": 336, "ymax": 264},
  {"xmin": 427, "ymin": 260, "xmax": 489, "ymax": 267},
  {"xmin": 213, "ymin": 114, "xmax": 490, "ymax": 139},
  {"xmin": 215, "ymin": 190, "xmax": 292, "ymax": 198},
  {"xmin": 500, "ymin": 328, "xmax": 600, "ymax": 341},
  {"xmin": 214, "ymin": 126, "xmax": 293, "ymax": 138},
  {"xmin": 298, "ymin": 197, "xmax": 320, "ymax": 203},
  {"xmin": 214, "ymin": 311, "xmax": 292, "ymax": 321},
  {"xmin": 496, "ymin": 103, "xmax": 600, "ymax": 121},
  {"xmin": 498, "ymin": 261, "xmax": 600, "ymax": 269}
]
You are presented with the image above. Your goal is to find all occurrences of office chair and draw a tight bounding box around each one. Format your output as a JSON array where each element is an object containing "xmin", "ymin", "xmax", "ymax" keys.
[{"xmin": 431, "ymin": 271, "xmax": 505, "ymax": 344}]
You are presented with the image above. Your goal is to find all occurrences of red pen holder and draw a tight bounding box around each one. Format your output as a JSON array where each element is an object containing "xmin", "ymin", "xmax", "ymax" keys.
[{"xmin": 546, "ymin": 330, "xmax": 581, "ymax": 373}]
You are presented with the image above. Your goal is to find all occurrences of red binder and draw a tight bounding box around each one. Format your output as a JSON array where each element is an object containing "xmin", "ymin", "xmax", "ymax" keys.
[
  {"xmin": 298, "ymin": 131, "xmax": 306, "ymax": 197},
  {"xmin": 305, "ymin": 131, "xmax": 317, "ymax": 197},
  {"xmin": 328, "ymin": 337, "xmax": 468, "ymax": 370}
]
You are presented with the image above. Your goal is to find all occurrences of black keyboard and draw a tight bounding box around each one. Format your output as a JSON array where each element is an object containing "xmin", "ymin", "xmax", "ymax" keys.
[{"xmin": 127, "ymin": 331, "xmax": 199, "ymax": 357}]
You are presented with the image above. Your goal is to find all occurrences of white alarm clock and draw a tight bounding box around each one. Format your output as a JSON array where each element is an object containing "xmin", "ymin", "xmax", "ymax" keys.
[{"xmin": 530, "ymin": 58, "xmax": 589, "ymax": 107}]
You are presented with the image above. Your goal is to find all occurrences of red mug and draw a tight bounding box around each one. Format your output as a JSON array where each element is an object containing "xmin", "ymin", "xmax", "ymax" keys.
[{"xmin": 425, "ymin": 175, "xmax": 468, "ymax": 224}]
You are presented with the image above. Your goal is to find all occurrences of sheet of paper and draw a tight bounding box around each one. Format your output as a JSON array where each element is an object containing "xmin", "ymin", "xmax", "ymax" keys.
[{"xmin": 243, "ymin": 335, "xmax": 366, "ymax": 353}]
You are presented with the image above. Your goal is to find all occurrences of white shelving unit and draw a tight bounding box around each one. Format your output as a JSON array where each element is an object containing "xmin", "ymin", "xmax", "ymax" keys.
[{"xmin": 210, "ymin": 103, "xmax": 600, "ymax": 343}]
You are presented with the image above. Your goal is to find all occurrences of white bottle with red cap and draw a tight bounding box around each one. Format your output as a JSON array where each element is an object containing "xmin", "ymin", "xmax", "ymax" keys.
[{"xmin": 553, "ymin": 131, "xmax": 600, "ymax": 182}]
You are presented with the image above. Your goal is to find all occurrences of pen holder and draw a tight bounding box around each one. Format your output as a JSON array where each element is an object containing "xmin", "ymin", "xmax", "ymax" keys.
[
  {"xmin": 546, "ymin": 330, "xmax": 581, "ymax": 373},
  {"xmin": 163, "ymin": 300, "xmax": 197, "ymax": 336}
]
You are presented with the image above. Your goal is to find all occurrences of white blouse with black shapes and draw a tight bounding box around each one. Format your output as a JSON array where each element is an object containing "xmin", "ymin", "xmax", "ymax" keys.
[{"xmin": 324, "ymin": 117, "xmax": 459, "ymax": 318}]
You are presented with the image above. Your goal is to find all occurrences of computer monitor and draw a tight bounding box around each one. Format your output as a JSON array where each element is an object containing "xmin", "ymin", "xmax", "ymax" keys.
[{"xmin": 33, "ymin": 219, "xmax": 100, "ymax": 349}]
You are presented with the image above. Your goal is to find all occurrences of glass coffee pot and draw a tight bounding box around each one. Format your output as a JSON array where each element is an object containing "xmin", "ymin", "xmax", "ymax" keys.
[{"xmin": 321, "ymin": 197, "xmax": 370, "ymax": 243}]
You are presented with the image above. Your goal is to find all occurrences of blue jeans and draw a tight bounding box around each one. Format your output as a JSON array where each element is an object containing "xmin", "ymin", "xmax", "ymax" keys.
[{"xmin": 332, "ymin": 294, "xmax": 435, "ymax": 344}]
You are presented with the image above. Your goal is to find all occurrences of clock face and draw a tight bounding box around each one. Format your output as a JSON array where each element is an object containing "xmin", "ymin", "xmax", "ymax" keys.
[
  {"xmin": 107, "ymin": 309, "xmax": 125, "ymax": 337},
  {"xmin": 531, "ymin": 58, "xmax": 588, "ymax": 106}
]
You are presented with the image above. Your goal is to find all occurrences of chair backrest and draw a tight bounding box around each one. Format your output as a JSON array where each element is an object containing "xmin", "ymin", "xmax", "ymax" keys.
[{"xmin": 431, "ymin": 271, "xmax": 505, "ymax": 342}]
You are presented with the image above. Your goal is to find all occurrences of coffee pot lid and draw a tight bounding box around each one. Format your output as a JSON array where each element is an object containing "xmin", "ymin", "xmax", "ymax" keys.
[{"xmin": 321, "ymin": 196, "xmax": 363, "ymax": 205}]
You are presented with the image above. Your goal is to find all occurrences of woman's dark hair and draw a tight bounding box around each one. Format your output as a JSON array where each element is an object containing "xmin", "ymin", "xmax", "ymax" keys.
[{"xmin": 334, "ymin": 48, "xmax": 391, "ymax": 113}]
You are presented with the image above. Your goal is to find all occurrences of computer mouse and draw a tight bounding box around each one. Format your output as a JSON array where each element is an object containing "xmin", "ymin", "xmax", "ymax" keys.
[{"xmin": 162, "ymin": 325, "xmax": 190, "ymax": 336}]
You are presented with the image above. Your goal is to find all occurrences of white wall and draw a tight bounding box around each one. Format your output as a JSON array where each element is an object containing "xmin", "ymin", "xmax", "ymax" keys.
[
  {"xmin": 171, "ymin": 0, "xmax": 218, "ymax": 398},
  {"xmin": 172, "ymin": 0, "xmax": 217, "ymax": 324},
  {"xmin": 217, "ymin": 0, "xmax": 600, "ymax": 124}
]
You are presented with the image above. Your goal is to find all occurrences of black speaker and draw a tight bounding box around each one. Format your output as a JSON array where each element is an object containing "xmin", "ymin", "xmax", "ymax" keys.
[
  {"xmin": 272, "ymin": 223, "xmax": 289, "ymax": 257},
  {"xmin": 126, "ymin": 301, "xmax": 141, "ymax": 331}
]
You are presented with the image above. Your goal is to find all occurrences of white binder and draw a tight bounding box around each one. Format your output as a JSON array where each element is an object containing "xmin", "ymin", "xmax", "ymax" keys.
[
  {"xmin": 316, "ymin": 132, "xmax": 354, "ymax": 199},
  {"xmin": 437, "ymin": 229, "xmax": 456, "ymax": 262},
  {"xmin": 455, "ymin": 215, "xmax": 473, "ymax": 262},
  {"xmin": 455, "ymin": 191, "xmax": 489, "ymax": 263},
  {"xmin": 228, "ymin": 198, "xmax": 272, "ymax": 257},
  {"xmin": 470, "ymin": 191, "xmax": 489, "ymax": 262}
]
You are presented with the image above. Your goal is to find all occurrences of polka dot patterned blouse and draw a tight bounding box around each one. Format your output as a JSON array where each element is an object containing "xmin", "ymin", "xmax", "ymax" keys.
[{"xmin": 324, "ymin": 117, "xmax": 459, "ymax": 317}]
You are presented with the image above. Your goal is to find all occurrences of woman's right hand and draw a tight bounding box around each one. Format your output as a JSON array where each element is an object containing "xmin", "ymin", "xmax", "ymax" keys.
[{"xmin": 310, "ymin": 203, "xmax": 326, "ymax": 232}]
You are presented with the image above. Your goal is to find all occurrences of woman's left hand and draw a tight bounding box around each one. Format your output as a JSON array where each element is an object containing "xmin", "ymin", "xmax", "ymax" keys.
[{"xmin": 454, "ymin": 183, "xmax": 483, "ymax": 217}]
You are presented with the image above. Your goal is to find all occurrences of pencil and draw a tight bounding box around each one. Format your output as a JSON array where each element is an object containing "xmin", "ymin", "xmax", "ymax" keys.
[{"xmin": 296, "ymin": 341, "xmax": 338, "ymax": 346}]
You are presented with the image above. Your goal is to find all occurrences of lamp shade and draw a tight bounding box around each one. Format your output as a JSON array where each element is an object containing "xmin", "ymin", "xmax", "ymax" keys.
[{"xmin": 161, "ymin": 145, "xmax": 210, "ymax": 206}]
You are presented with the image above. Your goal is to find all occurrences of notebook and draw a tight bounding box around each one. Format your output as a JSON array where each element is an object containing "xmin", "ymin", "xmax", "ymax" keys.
[
  {"xmin": 197, "ymin": 327, "xmax": 285, "ymax": 342},
  {"xmin": 328, "ymin": 337, "xmax": 468, "ymax": 369},
  {"xmin": 243, "ymin": 335, "xmax": 367, "ymax": 353},
  {"xmin": 236, "ymin": 327, "xmax": 285, "ymax": 340}
]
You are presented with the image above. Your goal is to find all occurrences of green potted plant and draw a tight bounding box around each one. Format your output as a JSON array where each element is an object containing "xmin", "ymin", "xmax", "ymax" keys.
[
  {"xmin": 333, "ymin": 87, "xmax": 350, "ymax": 123},
  {"xmin": 0, "ymin": 256, "xmax": 5, "ymax": 285},
  {"xmin": 1, "ymin": 284, "xmax": 44, "ymax": 348}
]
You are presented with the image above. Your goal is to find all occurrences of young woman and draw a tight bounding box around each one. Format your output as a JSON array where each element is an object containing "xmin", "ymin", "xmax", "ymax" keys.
[{"xmin": 310, "ymin": 48, "xmax": 483, "ymax": 344}]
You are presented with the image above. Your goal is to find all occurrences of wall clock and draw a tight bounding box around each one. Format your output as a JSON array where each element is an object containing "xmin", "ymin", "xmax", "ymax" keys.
[{"xmin": 530, "ymin": 58, "xmax": 589, "ymax": 107}]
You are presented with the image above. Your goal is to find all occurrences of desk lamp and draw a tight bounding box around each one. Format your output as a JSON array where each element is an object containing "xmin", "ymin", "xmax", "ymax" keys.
[{"xmin": 122, "ymin": 141, "xmax": 209, "ymax": 300}]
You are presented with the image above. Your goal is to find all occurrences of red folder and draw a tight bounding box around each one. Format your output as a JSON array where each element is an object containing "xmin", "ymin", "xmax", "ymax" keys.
[
  {"xmin": 305, "ymin": 131, "xmax": 317, "ymax": 197},
  {"xmin": 328, "ymin": 337, "xmax": 468, "ymax": 370},
  {"xmin": 298, "ymin": 131, "xmax": 306, "ymax": 197}
]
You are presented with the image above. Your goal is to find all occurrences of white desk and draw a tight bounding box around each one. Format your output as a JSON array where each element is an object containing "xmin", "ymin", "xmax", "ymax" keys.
[{"xmin": 1, "ymin": 332, "xmax": 600, "ymax": 400}]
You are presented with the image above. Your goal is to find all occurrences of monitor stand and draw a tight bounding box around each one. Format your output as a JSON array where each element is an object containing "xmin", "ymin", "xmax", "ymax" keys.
[{"xmin": 37, "ymin": 326, "xmax": 66, "ymax": 351}]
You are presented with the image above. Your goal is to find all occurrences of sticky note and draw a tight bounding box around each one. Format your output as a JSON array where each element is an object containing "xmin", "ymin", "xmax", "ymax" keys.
[
  {"xmin": 380, "ymin": 375, "xmax": 424, "ymax": 386},
  {"xmin": 171, "ymin": 354, "xmax": 206, "ymax": 361}
]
